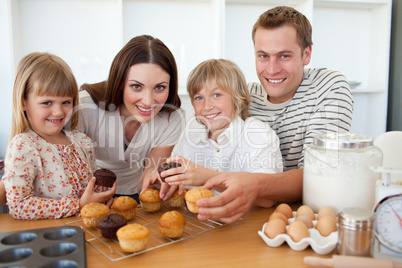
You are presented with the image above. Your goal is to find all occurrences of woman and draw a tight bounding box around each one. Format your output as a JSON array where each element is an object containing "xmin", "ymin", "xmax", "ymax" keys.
[{"xmin": 78, "ymin": 35, "xmax": 185, "ymax": 203}]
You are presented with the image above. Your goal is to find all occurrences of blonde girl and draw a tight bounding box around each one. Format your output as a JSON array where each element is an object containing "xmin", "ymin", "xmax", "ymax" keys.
[
  {"xmin": 161, "ymin": 59, "xmax": 283, "ymax": 190},
  {"xmin": 3, "ymin": 52, "xmax": 115, "ymax": 220}
]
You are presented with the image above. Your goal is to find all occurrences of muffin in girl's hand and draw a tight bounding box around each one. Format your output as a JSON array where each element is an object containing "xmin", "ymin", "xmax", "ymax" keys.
[
  {"xmin": 98, "ymin": 213, "xmax": 127, "ymax": 239},
  {"xmin": 159, "ymin": 210, "xmax": 186, "ymax": 238},
  {"xmin": 94, "ymin": 168, "xmax": 117, "ymax": 188},
  {"xmin": 80, "ymin": 202, "xmax": 110, "ymax": 228},
  {"xmin": 117, "ymin": 223, "xmax": 149, "ymax": 252},
  {"xmin": 185, "ymin": 187, "xmax": 214, "ymax": 214},
  {"xmin": 166, "ymin": 189, "xmax": 187, "ymax": 207},
  {"xmin": 139, "ymin": 188, "xmax": 162, "ymax": 212},
  {"xmin": 111, "ymin": 196, "xmax": 138, "ymax": 220},
  {"xmin": 158, "ymin": 161, "xmax": 182, "ymax": 182}
]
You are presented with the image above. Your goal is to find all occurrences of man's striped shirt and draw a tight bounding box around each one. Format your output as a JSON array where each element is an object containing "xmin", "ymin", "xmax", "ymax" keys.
[{"xmin": 249, "ymin": 67, "xmax": 354, "ymax": 171}]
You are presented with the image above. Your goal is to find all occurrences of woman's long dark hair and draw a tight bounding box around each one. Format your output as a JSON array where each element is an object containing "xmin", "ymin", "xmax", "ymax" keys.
[{"xmin": 81, "ymin": 35, "xmax": 181, "ymax": 114}]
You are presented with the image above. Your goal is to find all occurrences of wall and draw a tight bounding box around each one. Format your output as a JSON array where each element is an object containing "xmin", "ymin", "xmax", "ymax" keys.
[
  {"xmin": 388, "ymin": 0, "xmax": 402, "ymax": 130},
  {"xmin": 0, "ymin": 0, "xmax": 13, "ymax": 159},
  {"xmin": 0, "ymin": 0, "xmax": 396, "ymax": 160}
]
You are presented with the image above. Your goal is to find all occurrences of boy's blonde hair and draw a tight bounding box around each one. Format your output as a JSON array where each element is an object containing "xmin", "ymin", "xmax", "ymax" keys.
[
  {"xmin": 187, "ymin": 59, "xmax": 250, "ymax": 120},
  {"xmin": 10, "ymin": 52, "xmax": 79, "ymax": 142}
]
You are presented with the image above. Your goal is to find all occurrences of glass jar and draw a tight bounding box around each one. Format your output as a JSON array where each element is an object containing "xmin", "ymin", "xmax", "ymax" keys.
[{"xmin": 303, "ymin": 133, "xmax": 382, "ymax": 213}]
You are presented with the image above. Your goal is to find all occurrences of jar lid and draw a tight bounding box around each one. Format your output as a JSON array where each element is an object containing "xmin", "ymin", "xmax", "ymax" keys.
[
  {"xmin": 339, "ymin": 207, "xmax": 375, "ymax": 230},
  {"xmin": 313, "ymin": 133, "xmax": 373, "ymax": 149}
]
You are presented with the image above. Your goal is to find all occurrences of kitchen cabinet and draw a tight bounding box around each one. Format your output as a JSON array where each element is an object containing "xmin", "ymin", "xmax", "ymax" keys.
[{"xmin": 0, "ymin": 0, "xmax": 392, "ymax": 148}]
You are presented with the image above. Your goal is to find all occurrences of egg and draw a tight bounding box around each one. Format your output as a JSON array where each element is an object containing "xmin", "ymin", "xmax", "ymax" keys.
[
  {"xmin": 296, "ymin": 205, "xmax": 315, "ymax": 221},
  {"xmin": 275, "ymin": 203, "xmax": 293, "ymax": 219},
  {"xmin": 315, "ymin": 216, "xmax": 337, "ymax": 236},
  {"xmin": 288, "ymin": 220, "xmax": 309, "ymax": 242},
  {"xmin": 264, "ymin": 218, "xmax": 286, "ymax": 239},
  {"xmin": 295, "ymin": 214, "xmax": 314, "ymax": 228},
  {"xmin": 269, "ymin": 212, "xmax": 289, "ymax": 225},
  {"xmin": 318, "ymin": 206, "xmax": 336, "ymax": 220}
]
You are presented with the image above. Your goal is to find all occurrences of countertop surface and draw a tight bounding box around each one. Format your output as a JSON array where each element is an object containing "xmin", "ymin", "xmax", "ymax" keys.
[{"xmin": 0, "ymin": 203, "xmax": 334, "ymax": 268}]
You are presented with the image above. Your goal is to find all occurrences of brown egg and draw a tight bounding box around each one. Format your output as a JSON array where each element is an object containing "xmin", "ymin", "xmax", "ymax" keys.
[
  {"xmin": 318, "ymin": 206, "xmax": 336, "ymax": 220},
  {"xmin": 295, "ymin": 214, "xmax": 314, "ymax": 228},
  {"xmin": 296, "ymin": 205, "xmax": 315, "ymax": 221},
  {"xmin": 316, "ymin": 216, "xmax": 337, "ymax": 236},
  {"xmin": 264, "ymin": 218, "xmax": 286, "ymax": 239},
  {"xmin": 269, "ymin": 212, "xmax": 289, "ymax": 225},
  {"xmin": 275, "ymin": 203, "xmax": 293, "ymax": 219},
  {"xmin": 288, "ymin": 220, "xmax": 309, "ymax": 242}
]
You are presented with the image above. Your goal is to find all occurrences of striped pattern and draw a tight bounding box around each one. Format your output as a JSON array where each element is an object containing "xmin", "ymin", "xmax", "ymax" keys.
[{"xmin": 249, "ymin": 68, "xmax": 354, "ymax": 171}]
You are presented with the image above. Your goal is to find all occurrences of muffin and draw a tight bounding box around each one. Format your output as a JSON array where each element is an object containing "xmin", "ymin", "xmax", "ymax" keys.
[
  {"xmin": 98, "ymin": 213, "xmax": 127, "ymax": 239},
  {"xmin": 166, "ymin": 189, "xmax": 186, "ymax": 207},
  {"xmin": 185, "ymin": 187, "xmax": 214, "ymax": 214},
  {"xmin": 159, "ymin": 211, "xmax": 186, "ymax": 238},
  {"xmin": 139, "ymin": 188, "xmax": 162, "ymax": 212},
  {"xmin": 116, "ymin": 223, "xmax": 149, "ymax": 252},
  {"xmin": 111, "ymin": 196, "xmax": 138, "ymax": 220},
  {"xmin": 80, "ymin": 202, "xmax": 110, "ymax": 228},
  {"xmin": 94, "ymin": 168, "xmax": 117, "ymax": 188},
  {"xmin": 158, "ymin": 161, "xmax": 181, "ymax": 182}
]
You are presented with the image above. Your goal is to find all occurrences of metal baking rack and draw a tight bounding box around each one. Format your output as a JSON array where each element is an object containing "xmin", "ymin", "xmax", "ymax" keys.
[{"xmin": 65, "ymin": 203, "xmax": 226, "ymax": 261}]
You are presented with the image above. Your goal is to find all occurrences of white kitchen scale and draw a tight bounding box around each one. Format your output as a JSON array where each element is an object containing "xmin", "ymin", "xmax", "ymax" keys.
[{"xmin": 371, "ymin": 167, "xmax": 402, "ymax": 263}]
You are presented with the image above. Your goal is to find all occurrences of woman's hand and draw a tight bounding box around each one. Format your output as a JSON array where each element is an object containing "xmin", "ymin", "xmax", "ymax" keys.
[
  {"xmin": 137, "ymin": 145, "xmax": 181, "ymax": 201},
  {"xmin": 163, "ymin": 155, "xmax": 220, "ymax": 187},
  {"xmin": 79, "ymin": 178, "xmax": 116, "ymax": 209}
]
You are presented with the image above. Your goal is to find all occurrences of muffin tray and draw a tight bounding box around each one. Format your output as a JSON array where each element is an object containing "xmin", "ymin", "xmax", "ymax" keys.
[
  {"xmin": 0, "ymin": 226, "xmax": 86, "ymax": 268},
  {"xmin": 258, "ymin": 212, "xmax": 338, "ymax": 255},
  {"xmin": 65, "ymin": 203, "xmax": 226, "ymax": 262}
]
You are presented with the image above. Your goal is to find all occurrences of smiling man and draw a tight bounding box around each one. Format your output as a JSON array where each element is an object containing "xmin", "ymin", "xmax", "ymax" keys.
[
  {"xmin": 249, "ymin": 6, "xmax": 354, "ymax": 171},
  {"xmin": 196, "ymin": 6, "xmax": 354, "ymax": 224}
]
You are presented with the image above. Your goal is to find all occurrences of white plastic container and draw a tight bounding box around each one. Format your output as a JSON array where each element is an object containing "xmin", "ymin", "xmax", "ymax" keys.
[{"xmin": 303, "ymin": 133, "xmax": 382, "ymax": 213}]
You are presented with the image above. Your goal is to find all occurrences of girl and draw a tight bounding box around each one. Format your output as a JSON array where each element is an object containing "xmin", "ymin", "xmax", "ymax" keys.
[
  {"xmin": 2, "ymin": 52, "xmax": 115, "ymax": 220},
  {"xmin": 78, "ymin": 35, "xmax": 185, "ymax": 202},
  {"xmin": 160, "ymin": 59, "xmax": 283, "ymax": 190}
]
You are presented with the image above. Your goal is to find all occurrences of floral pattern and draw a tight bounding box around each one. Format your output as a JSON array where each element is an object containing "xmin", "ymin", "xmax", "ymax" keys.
[{"xmin": 3, "ymin": 129, "xmax": 97, "ymax": 220}]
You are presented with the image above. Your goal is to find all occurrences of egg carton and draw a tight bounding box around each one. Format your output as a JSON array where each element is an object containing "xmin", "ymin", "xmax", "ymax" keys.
[{"xmin": 258, "ymin": 212, "xmax": 338, "ymax": 255}]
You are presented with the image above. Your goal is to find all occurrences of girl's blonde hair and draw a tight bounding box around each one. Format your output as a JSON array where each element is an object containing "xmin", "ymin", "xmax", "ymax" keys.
[
  {"xmin": 10, "ymin": 52, "xmax": 79, "ymax": 142},
  {"xmin": 187, "ymin": 59, "xmax": 250, "ymax": 120}
]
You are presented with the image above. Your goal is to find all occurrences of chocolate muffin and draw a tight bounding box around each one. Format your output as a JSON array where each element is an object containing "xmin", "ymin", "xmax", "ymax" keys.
[
  {"xmin": 94, "ymin": 168, "xmax": 117, "ymax": 187},
  {"xmin": 158, "ymin": 162, "xmax": 181, "ymax": 182},
  {"xmin": 98, "ymin": 213, "xmax": 127, "ymax": 239}
]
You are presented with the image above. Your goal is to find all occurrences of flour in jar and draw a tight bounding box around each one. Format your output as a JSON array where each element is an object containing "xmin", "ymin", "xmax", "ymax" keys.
[{"xmin": 303, "ymin": 143, "xmax": 382, "ymax": 213}]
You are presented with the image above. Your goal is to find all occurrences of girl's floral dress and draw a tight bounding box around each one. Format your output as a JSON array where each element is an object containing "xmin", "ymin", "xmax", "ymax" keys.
[{"xmin": 3, "ymin": 129, "xmax": 97, "ymax": 219}]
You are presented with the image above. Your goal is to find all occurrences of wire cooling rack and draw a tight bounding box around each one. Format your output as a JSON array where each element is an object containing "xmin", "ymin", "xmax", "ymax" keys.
[{"xmin": 65, "ymin": 203, "xmax": 226, "ymax": 261}]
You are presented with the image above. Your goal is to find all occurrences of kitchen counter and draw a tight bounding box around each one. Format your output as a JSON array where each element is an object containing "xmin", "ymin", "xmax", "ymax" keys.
[{"xmin": 0, "ymin": 204, "xmax": 333, "ymax": 267}]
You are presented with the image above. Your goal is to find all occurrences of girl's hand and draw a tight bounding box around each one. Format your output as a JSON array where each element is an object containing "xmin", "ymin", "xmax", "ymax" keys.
[
  {"xmin": 79, "ymin": 178, "xmax": 116, "ymax": 209},
  {"xmin": 0, "ymin": 180, "xmax": 6, "ymax": 207},
  {"xmin": 139, "ymin": 169, "xmax": 180, "ymax": 201},
  {"xmin": 163, "ymin": 155, "xmax": 220, "ymax": 187}
]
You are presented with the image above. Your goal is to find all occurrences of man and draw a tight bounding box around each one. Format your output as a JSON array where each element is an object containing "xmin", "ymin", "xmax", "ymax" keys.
[{"xmin": 196, "ymin": 6, "xmax": 353, "ymax": 224}]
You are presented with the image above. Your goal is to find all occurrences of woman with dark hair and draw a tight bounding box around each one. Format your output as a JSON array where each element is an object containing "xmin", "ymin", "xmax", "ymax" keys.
[{"xmin": 78, "ymin": 35, "xmax": 185, "ymax": 203}]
